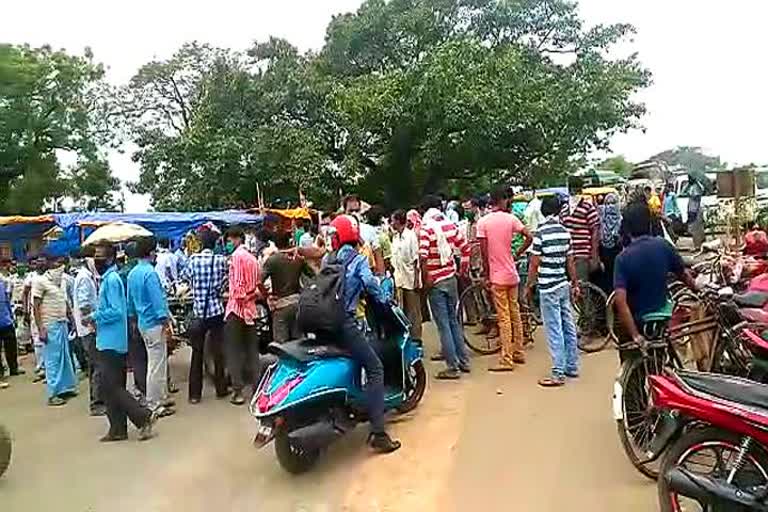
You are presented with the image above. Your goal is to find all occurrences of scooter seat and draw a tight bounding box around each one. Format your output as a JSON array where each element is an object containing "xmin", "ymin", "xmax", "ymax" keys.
[
  {"xmin": 677, "ymin": 370, "xmax": 768, "ymax": 412},
  {"xmin": 268, "ymin": 339, "xmax": 353, "ymax": 362},
  {"xmin": 734, "ymin": 291, "xmax": 768, "ymax": 308}
]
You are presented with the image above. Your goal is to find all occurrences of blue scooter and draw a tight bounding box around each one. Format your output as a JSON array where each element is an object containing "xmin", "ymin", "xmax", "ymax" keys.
[{"xmin": 249, "ymin": 303, "xmax": 426, "ymax": 474}]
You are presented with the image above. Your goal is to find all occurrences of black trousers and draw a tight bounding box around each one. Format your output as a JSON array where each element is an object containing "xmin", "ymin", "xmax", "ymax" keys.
[
  {"xmin": 71, "ymin": 335, "xmax": 89, "ymax": 373},
  {"xmin": 188, "ymin": 314, "xmax": 227, "ymax": 400},
  {"xmin": 80, "ymin": 333, "xmax": 104, "ymax": 410},
  {"xmin": 224, "ymin": 314, "xmax": 260, "ymax": 392},
  {"xmin": 127, "ymin": 322, "xmax": 147, "ymax": 396},
  {"xmin": 97, "ymin": 349, "xmax": 151, "ymax": 437},
  {"xmin": 0, "ymin": 324, "xmax": 18, "ymax": 378}
]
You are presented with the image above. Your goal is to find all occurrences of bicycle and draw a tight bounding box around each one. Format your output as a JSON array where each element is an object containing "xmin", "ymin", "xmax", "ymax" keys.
[{"xmin": 614, "ymin": 285, "xmax": 750, "ymax": 480}]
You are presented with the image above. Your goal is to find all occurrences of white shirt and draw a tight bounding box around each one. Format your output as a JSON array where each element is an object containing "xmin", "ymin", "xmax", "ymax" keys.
[
  {"xmin": 72, "ymin": 267, "xmax": 97, "ymax": 337},
  {"xmin": 524, "ymin": 197, "xmax": 545, "ymax": 232},
  {"xmin": 155, "ymin": 248, "xmax": 178, "ymax": 289},
  {"xmin": 391, "ymin": 228, "xmax": 420, "ymax": 290}
]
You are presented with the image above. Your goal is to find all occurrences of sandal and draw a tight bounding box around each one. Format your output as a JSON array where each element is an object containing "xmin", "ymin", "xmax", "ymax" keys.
[
  {"xmin": 538, "ymin": 376, "xmax": 566, "ymax": 387},
  {"xmin": 488, "ymin": 364, "xmax": 515, "ymax": 373}
]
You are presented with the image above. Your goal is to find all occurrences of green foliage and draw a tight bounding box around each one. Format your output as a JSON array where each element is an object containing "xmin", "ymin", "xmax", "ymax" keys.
[
  {"xmin": 126, "ymin": 0, "xmax": 650, "ymax": 210},
  {"xmin": 0, "ymin": 44, "xmax": 120, "ymax": 214},
  {"xmin": 649, "ymin": 146, "xmax": 726, "ymax": 175},
  {"xmin": 597, "ymin": 155, "xmax": 634, "ymax": 176}
]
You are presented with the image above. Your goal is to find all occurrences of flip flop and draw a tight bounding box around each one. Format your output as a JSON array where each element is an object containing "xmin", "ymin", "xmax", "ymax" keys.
[
  {"xmin": 538, "ymin": 376, "xmax": 566, "ymax": 387},
  {"xmin": 488, "ymin": 365, "xmax": 515, "ymax": 373}
]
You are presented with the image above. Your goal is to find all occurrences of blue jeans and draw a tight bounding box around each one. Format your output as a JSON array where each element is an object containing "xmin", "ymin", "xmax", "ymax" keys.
[
  {"xmin": 540, "ymin": 284, "xmax": 579, "ymax": 378},
  {"xmin": 428, "ymin": 277, "xmax": 469, "ymax": 370}
]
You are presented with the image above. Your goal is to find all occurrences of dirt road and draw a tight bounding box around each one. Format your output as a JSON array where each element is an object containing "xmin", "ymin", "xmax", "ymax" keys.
[{"xmin": 0, "ymin": 326, "xmax": 656, "ymax": 511}]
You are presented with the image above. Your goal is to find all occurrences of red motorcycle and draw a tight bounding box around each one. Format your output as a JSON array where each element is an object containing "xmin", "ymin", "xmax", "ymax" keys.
[{"xmin": 648, "ymin": 329, "xmax": 768, "ymax": 511}]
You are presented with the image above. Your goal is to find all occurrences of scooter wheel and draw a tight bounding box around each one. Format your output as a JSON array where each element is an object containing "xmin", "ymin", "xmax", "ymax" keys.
[
  {"xmin": 274, "ymin": 431, "xmax": 320, "ymax": 475},
  {"xmin": 0, "ymin": 424, "xmax": 11, "ymax": 478},
  {"xmin": 397, "ymin": 361, "xmax": 427, "ymax": 414}
]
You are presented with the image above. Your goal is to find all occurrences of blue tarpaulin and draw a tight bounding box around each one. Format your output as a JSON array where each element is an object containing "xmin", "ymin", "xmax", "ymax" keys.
[{"xmin": 0, "ymin": 211, "xmax": 263, "ymax": 259}]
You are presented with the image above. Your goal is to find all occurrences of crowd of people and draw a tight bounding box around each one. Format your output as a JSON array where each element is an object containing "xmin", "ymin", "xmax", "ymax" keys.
[{"xmin": 0, "ymin": 181, "xmax": 694, "ymax": 447}]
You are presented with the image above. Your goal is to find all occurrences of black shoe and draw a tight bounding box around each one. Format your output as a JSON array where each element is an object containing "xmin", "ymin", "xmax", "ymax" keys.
[
  {"xmin": 367, "ymin": 432, "xmax": 401, "ymax": 454},
  {"xmin": 100, "ymin": 433, "xmax": 128, "ymax": 443},
  {"xmin": 458, "ymin": 363, "xmax": 471, "ymax": 374},
  {"xmin": 10, "ymin": 368, "xmax": 25, "ymax": 376},
  {"xmin": 436, "ymin": 368, "xmax": 461, "ymax": 380}
]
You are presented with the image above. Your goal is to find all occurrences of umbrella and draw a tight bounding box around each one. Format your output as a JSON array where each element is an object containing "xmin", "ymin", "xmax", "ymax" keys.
[{"xmin": 82, "ymin": 222, "xmax": 153, "ymax": 247}]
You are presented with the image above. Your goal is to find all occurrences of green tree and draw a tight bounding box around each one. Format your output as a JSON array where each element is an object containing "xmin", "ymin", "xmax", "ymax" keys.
[
  {"xmin": 125, "ymin": 0, "xmax": 651, "ymax": 210},
  {"xmin": 64, "ymin": 158, "xmax": 121, "ymax": 211},
  {"xmin": 0, "ymin": 44, "xmax": 118, "ymax": 214},
  {"xmin": 597, "ymin": 155, "xmax": 634, "ymax": 176},
  {"xmin": 649, "ymin": 146, "xmax": 725, "ymax": 174}
]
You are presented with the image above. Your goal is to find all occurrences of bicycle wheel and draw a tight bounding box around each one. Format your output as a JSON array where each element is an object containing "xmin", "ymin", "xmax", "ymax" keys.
[
  {"xmin": 575, "ymin": 281, "xmax": 610, "ymax": 353},
  {"xmin": 615, "ymin": 351, "xmax": 667, "ymax": 480},
  {"xmin": 457, "ymin": 283, "xmax": 501, "ymax": 355}
]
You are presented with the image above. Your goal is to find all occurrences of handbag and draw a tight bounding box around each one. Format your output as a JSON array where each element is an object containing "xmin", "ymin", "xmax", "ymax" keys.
[{"xmin": 188, "ymin": 254, "xmax": 216, "ymax": 341}]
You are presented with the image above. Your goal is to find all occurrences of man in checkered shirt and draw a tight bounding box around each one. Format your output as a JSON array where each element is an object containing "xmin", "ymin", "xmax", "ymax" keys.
[{"xmin": 181, "ymin": 229, "xmax": 228, "ymax": 404}]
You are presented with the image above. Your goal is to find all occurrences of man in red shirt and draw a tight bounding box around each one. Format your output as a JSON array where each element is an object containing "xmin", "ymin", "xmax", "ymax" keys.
[
  {"xmin": 477, "ymin": 187, "xmax": 533, "ymax": 371},
  {"xmin": 224, "ymin": 226, "xmax": 267, "ymax": 405},
  {"xmin": 419, "ymin": 195, "xmax": 472, "ymax": 380}
]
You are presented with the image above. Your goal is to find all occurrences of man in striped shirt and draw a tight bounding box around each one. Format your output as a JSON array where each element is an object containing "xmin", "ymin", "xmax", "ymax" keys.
[
  {"xmin": 419, "ymin": 195, "xmax": 472, "ymax": 380},
  {"xmin": 527, "ymin": 195, "xmax": 581, "ymax": 387},
  {"xmin": 560, "ymin": 188, "xmax": 600, "ymax": 281}
]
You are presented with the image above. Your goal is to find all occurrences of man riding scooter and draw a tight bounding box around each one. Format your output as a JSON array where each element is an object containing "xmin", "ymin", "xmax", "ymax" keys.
[{"xmin": 326, "ymin": 214, "xmax": 401, "ymax": 454}]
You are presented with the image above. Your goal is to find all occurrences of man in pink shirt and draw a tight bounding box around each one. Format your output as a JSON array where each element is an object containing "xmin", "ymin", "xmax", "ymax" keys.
[
  {"xmin": 476, "ymin": 187, "xmax": 533, "ymax": 372},
  {"xmin": 224, "ymin": 226, "xmax": 266, "ymax": 405}
]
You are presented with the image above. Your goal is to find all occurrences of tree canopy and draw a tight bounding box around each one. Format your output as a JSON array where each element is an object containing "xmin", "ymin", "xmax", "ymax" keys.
[
  {"xmin": 1, "ymin": 0, "xmax": 652, "ymax": 213},
  {"xmin": 0, "ymin": 44, "xmax": 120, "ymax": 214},
  {"xmin": 126, "ymin": 0, "xmax": 651, "ymax": 209}
]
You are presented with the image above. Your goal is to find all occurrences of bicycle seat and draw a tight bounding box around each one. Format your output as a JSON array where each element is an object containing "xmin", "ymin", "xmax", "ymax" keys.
[
  {"xmin": 676, "ymin": 369, "xmax": 768, "ymax": 412},
  {"xmin": 734, "ymin": 291, "xmax": 768, "ymax": 308},
  {"xmin": 641, "ymin": 301, "xmax": 673, "ymax": 323}
]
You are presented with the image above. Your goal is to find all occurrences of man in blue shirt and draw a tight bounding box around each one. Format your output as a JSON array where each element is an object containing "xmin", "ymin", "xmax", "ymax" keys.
[
  {"xmin": 0, "ymin": 272, "xmax": 19, "ymax": 388},
  {"xmin": 127, "ymin": 237, "xmax": 175, "ymax": 417},
  {"xmin": 614, "ymin": 202, "xmax": 696, "ymax": 347},
  {"xmin": 90, "ymin": 243, "xmax": 156, "ymax": 442},
  {"xmin": 327, "ymin": 215, "xmax": 400, "ymax": 454}
]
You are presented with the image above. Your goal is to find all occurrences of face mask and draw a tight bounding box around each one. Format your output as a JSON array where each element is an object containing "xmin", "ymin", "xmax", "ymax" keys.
[
  {"xmin": 94, "ymin": 259, "xmax": 111, "ymax": 275},
  {"xmin": 47, "ymin": 265, "xmax": 65, "ymax": 285},
  {"xmin": 225, "ymin": 241, "xmax": 235, "ymax": 255}
]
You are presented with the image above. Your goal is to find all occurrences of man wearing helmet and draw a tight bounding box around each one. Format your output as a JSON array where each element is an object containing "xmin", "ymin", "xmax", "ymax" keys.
[{"xmin": 327, "ymin": 214, "xmax": 401, "ymax": 453}]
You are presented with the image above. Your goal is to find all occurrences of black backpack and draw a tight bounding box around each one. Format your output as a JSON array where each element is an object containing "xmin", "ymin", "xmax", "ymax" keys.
[{"xmin": 296, "ymin": 250, "xmax": 351, "ymax": 335}]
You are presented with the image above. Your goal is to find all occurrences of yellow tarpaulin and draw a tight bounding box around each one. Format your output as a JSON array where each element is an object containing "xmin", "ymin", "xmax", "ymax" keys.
[{"xmin": 265, "ymin": 208, "xmax": 312, "ymax": 220}]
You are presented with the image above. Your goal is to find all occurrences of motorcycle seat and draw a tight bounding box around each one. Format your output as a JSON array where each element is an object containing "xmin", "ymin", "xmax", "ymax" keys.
[
  {"xmin": 268, "ymin": 339, "xmax": 353, "ymax": 362},
  {"xmin": 677, "ymin": 370, "xmax": 768, "ymax": 412},
  {"xmin": 734, "ymin": 291, "xmax": 768, "ymax": 308}
]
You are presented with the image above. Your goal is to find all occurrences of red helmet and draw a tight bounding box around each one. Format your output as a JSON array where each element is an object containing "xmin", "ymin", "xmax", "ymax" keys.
[{"xmin": 329, "ymin": 215, "xmax": 360, "ymax": 250}]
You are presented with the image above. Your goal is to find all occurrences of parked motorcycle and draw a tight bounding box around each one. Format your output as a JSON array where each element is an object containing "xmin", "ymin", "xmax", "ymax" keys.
[
  {"xmin": 250, "ymin": 304, "xmax": 426, "ymax": 474},
  {"xmin": 0, "ymin": 423, "xmax": 11, "ymax": 478},
  {"xmin": 646, "ymin": 326, "xmax": 768, "ymax": 510}
]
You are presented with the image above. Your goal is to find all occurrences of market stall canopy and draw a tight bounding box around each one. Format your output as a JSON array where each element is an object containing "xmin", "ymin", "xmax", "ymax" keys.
[{"xmin": 82, "ymin": 222, "xmax": 153, "ymax": 247}]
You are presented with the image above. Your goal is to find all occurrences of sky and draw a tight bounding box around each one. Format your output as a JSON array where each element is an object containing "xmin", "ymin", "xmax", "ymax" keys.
[{"xmin": 5, "ymin": 0, "xmax": 768, "ymax": 211}]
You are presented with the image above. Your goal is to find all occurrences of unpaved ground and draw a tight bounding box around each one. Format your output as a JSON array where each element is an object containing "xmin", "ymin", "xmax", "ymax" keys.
[{"xmin": 0, "ymin": 326, "xmax": 655, "ymax": 512}]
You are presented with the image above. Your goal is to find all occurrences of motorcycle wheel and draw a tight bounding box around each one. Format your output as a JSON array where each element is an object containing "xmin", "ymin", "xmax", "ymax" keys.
[
  {"xmin": 616, "ymin": 356, "xmax": 664, "ymax": 480},
  {"xmin": 0, "ymin": 424, "xmax": 11, "ymax": 478},
  {"xmin": 274, "ymin": 431, "xmax": 320, "ymax": 475},
  {"xmin": 397, "ymin": 361, "xmax": 427, "ymax": 414},
  {"xmin": 658, "ymin": 427, "xmax": 768, "ymax": 512}
]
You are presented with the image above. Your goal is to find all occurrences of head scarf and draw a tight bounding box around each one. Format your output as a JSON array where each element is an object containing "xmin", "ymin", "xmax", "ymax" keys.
[
  {"xmin": 406, "ymin": 209, "xmax": 422, "ymax": 233},
  {"xmin": 599, "ymin": 193, "xmax": 622, "ymax": 249}
]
